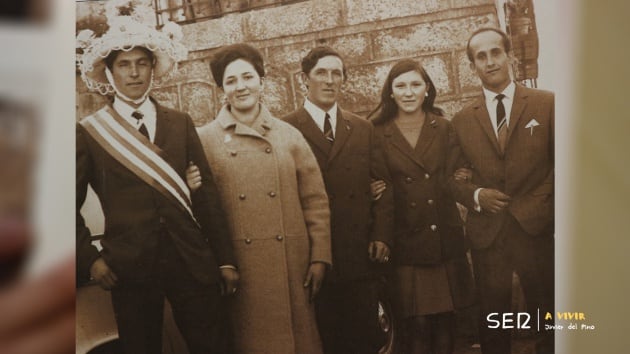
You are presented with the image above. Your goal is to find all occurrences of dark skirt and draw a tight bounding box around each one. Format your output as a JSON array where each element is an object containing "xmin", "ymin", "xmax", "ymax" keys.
[{"xmin": 392, "ymin": 256, "xmax": 475, "ymax": 319}]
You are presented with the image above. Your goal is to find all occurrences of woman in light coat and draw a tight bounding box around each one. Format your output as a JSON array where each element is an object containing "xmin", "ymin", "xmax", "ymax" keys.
[{"xmin": 187, "ymin": 43, "xmax": 331, "ymax": 354}]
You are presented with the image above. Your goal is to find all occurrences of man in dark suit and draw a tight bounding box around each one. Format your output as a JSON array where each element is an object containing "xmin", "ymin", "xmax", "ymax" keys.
[
  {"xmin": 76, "ymin": 12, "xmax": 237, "ymax": 354},
  {"xmin": 449, "ymin": 28, "xmax": 554, "ymax": 354},
  {"xmin": 283, "ymin": 46, "xmax": 394, "ymax": 354}
]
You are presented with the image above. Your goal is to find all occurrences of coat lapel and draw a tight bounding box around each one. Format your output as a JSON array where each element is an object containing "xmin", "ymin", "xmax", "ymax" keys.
[
  {"xmin": 414, "ymin": 114, "xmax": 438, "ymax": 166},
  {"xmin": 383, "ymin": 120, "xmax": 426, "ymax": 169},
  {"xmin": 295, "ymin": 107, "xmax": 332, "ymax": 156},
  {"xmin": 153, "ymin": 101, "xmax": 172, "ymax": 148},
  {"xmin": 472, "ymin": 97, "xmax": 502, "ymax": 155},
  {"xmin": 505, "ymin": 84, "xmax": 528, "ymax": 147},
  {"xmin": 328, "ymin": 108, "xmax": 352, "ymax": 163}
]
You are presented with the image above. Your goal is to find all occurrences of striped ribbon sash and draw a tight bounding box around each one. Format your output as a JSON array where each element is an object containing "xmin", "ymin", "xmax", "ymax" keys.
[{"xmin": 80, "ymin": 106, "xmax": 198, "ymax": 226}]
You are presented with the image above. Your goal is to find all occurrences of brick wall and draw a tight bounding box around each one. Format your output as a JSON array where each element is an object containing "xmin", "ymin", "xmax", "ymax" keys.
[{"xmin": 76, "ymin": 0, "xmax": 499, "ymax": 126}]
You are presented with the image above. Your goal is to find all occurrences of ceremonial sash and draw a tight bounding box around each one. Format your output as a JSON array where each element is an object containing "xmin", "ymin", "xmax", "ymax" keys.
[{"xmin": 80, "ymin": 106, "xmax": 198, "ymax": 226}]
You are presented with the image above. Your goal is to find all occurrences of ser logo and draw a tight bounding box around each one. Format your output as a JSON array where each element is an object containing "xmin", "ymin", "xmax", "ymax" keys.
[{"xmin": 486, "ymin": 312, "xmax": 532, "ymax": 329}]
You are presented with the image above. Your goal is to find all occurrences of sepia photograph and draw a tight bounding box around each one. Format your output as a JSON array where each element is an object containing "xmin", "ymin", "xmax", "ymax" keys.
[{"xmin": 74, "ymin": 0, "xmax": 556, "ymax": 353}]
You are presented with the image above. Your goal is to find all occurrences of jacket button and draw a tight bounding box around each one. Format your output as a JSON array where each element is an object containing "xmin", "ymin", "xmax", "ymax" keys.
[
  {"xmin": 410, "ymin": 201, "xmax": 417, "ymax": 208},
  {"xmin": 245, "ymin": 238, "xmax": 252, "ymax": 244},
  {"xmin": 427, "ymin": 199, "xmax": 434, "ymax": 205},
  {"xmin": 239, "ymin": 194, "xmax": 246, "ymax": 200},
  {"xmin": 430, "ymin": 225, "xmax": 438, "ymax": 231},
  {"xmin": 269, "ymin": 191, "xmax": 276, "ymax": 197},
  {"xmin": 276, "ymin": 235, "xmax": 283, "ymax": 241},
  {"xmin": 405, "ymin": 177, "xmax": 413, "ymax": 184},
  {"xmin": 230, "ymin": 151, "xmax": 237, "ymax": 157},
  {"xmin": 265, "ymin": 147, "xmax": 272, "ymax": 153},
  {"xmin": 424, "ymin": 173, "xmax": 430, "ymax": 180}
]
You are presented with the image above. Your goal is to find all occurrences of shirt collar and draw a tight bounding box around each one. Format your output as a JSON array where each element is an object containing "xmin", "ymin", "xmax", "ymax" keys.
[
  {"xmin": 483, "ymin": 81, "xmax": 516, "ymax": 104},
  {"xmin": 113, "ymin": 96, "xmax": 155, "ymax": 122},
  {"xmin": 303, "ymin": 98, "xmax": 337, "ymax": 122}
]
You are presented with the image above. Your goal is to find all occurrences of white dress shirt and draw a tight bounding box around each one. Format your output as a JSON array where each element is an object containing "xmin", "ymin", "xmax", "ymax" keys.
[
  {"xmin": 483, "ymin": 82, "xmax": 516, "ymax": 137},
  {"xmin": 474, "ymin": 82, "xmax": 516, "ymax": 211},
  {"xmin": 303, "ymin": 98, "xmax": 338, "ymax": 137},
  {"xmin": 113, "ymin": 97, "xmax": 157, "ymax": 143}
]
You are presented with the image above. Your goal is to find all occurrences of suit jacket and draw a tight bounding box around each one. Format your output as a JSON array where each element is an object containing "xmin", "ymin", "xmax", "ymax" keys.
[
  {"xmin": 76, "ymin": 99, "xmax": 235, "ymax": 285},
  {"xmin": 449, "ymin": 84, "xmax": 554, "ymax": 249},
  {"xmin": 374, "ymin": 113, "xmax": 467, "ymax": 265},
  {"xmin": 283, "ymin": 107, "xmax": 394, "ymax": 281}
]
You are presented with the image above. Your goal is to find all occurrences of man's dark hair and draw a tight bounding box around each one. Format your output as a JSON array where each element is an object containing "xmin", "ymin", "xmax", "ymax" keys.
[
  {"xmin": 300, "ymin": 46, "xmax": 347, "ymax": 81},
  {"xmin": 104, "ymin": 46, "xmax": 155, "ymax": 70},
  {"xmin": 210, "ymin": 43, "xmax": 265, "ymax": 88},
  {"xmin": 466, "ymin": 27, "xmax": 512, "ymax": 62}
]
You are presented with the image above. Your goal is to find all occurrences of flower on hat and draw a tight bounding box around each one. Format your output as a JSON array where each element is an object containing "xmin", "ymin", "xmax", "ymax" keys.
[
  {"xmin": 162, "ymin": 21, "xmax": 184, "ymax": 42},
  {"xmin": 76, "ymin": 29, "xmax": 95, "ymax": 50}
]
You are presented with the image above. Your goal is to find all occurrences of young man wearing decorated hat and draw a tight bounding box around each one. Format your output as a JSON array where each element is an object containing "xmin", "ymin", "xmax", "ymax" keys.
[{"xmin": 76, "ymin": 3, "xmax": 237, "ymax": 353}]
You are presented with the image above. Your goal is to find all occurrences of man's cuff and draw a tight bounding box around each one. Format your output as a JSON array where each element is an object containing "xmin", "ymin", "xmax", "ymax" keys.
[
  {"xmin": 473, "ymin": 188, "xmax": 483, "ymax": 212},
  {"xmin": 219, "ymin": 264, "xmax": 237, "ymax": 270}
]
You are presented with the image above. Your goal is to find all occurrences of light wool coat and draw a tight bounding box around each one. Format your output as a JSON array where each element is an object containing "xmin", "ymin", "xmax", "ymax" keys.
[{"xmin": 197, "ymin": 105, "xmax": 331, "ymax": 354}]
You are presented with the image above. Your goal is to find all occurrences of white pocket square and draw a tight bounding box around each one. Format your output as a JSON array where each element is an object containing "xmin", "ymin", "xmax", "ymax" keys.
[
  {"xmin": 525, "ymin": 119, "xmax": 540, "ymax": 128},
  {"xmin": 525, "ymin": 119, "xmax": 540, "ymax": 135}
]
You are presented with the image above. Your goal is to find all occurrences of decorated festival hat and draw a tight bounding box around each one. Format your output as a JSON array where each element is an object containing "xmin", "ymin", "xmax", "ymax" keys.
[{"xmin": 76, "ymin": 0, "xmax": 188, "ymax": 95}]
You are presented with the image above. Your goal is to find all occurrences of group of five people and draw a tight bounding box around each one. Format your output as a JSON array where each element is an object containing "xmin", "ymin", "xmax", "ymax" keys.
[{"xmin": 77, "ymin": 10, "xmax": 554, "ymax": 354}]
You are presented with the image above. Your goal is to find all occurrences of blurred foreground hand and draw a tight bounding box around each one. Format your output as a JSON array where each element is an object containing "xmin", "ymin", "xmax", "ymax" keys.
[{"xmin": 0, "ymin": 219, "xmax": 75, "ymax": 354}]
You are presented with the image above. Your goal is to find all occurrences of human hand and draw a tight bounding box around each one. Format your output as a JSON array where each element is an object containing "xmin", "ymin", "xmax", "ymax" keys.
[
  {"xmin": 186, "ymin": 161, "xmax": 202, "ymax": 192},
  {"xmin": 478, "ymin": 188, "xmax": 511, "ymax": 214},
  {"xmin": 368, "ymin": 240, "xmax": 391, "ymax": 263},
  {"xmin": 303, "ymin": 262, "xmax": 326, "ymax": 302},
  {"xmin": 219, "ymin": 267, "xmax": 239, "ymax": 296},
  {"xmin": 0, "ymin": 257, "xmax": 75, "ymax": 354},
  {"xmin": 453, "ymin": 168, "xmax": 473, "ymax": 182},
  {"xmin": 90, "ymin": 257, "xmax": 118, "ymax": 290},
  {"xmin": 370, "ymin": 179, "xmax": 386, "ymax": 200}
]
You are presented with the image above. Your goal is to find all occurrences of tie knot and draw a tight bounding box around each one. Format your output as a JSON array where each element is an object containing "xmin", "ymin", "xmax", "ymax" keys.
[
  {"xmin": 495, "ymin": 94, "xmax": 505, "ymax": 102},
  {"xmin": 131, "ymin": 110, "xmax": 144, "ymax": 122}
]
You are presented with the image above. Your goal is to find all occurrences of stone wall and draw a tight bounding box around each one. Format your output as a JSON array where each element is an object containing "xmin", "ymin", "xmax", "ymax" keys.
[{"xmin": 76, "ymin": 0, "xmax": 499, "ymax": 126}]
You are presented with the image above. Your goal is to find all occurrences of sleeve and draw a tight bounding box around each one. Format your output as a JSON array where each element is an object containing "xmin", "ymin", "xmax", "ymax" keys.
[
  {"xmin": 185, "ymin": 116, "xmax": 236, "ymax": 267},
  {"xmin": 292, "ymin": 131, "xmax": 332, "ymax": 266},
  {"xmin": 368, "ymin": 123, "xmax": 395, "ymax": 247},
  {"xmin": 76, "ymin": 124, "xmax": 101, "ymax": 284},
  {"xmin": 446, "ymin": 115, "xmax": 481, "ymax": 210}
]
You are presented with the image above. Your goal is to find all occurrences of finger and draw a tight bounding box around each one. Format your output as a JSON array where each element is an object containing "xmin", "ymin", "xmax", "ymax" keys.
[
  {"xmin": 0, "ymin": 258, "xmax": 75, "ymax": 335},
  {"xmin": 219, "ymin": 281, "xmax": 226, "ymax": 296},
  {"xmin": 311, "ymin": 278, "xmax": 322, "ymax": 300},
  {"xmin": 303, "ymin": 271, "xmax": 312, "ymax": 288},
  {"xmin": 375, "ymin": 245, "xmax": 385, "ymax": 262},
  {"xmin": 367, "ymin": 243, "xmax": 375, "ymax": 260}
]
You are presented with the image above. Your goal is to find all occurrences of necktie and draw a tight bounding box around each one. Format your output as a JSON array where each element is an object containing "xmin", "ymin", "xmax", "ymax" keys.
[
  {"xmin": 323, "ymin": 113, "xmax": 334, "ymax": 143},
  {"xmin": 132, "ymin": 110, "xmax": 150, "ymax": 140},
  {"xmin": 495, "ymin": 94, "xmax": 507, "ymax": 152}
]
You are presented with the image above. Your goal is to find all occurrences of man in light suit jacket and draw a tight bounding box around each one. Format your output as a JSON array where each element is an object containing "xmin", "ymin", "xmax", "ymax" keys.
[
  {"xmin": 449, "ymin": 28, "xmax": 554, "ymax": 354},
  {"xmin": 76, "ymin": 10, "xmax": 238, "ymax": 354},
  {"xmin": 283, "ymin": 46, "xmax": 394, "ymax": 354}
]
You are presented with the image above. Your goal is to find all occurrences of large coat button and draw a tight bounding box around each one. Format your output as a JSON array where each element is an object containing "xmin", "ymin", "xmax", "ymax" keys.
[
  {"xmin": 269, "ymin": 191, "xmax": 276, "ymax": 197},
  {"xmin": 265, "ymin": 147, "xmax": 272, "ymax": 153},
  {"xmin": 405, "ymin": 177, "xmax": 413, "ymax": 184},
  {"xmin": 239, "ymin": 194, "xmax": 246, "ymax": 200},
  {"xmin": 424, "ymin": 173, "xmax": 430, "ymax": 180},
  {"xmin": 245, "ymin": 238, "xmax": 252, "ymax": 244},
  {"xmin": 276, "ymin": 235, "xmax": 284, "ymax": 241},
  {"xmin": 427, "ymin": 199, "xmax": 434, "ymax": 205},
  {"xmin": 430, "ymin": 225, "xmax": 438, "ymax": 231}
]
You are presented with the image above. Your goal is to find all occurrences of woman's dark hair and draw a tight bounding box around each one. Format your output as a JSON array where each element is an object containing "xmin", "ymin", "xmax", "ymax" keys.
[
  {"xmin": 210, "ymin": 43, "xmax": 265, "ymax": 88},
  {"xmin": 368, "ymin": 59, "xmax": 443, "ymax": 125},
  {"xmin": 104, "ymin": 46, "xmax": 155, "ymax": 70}
]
